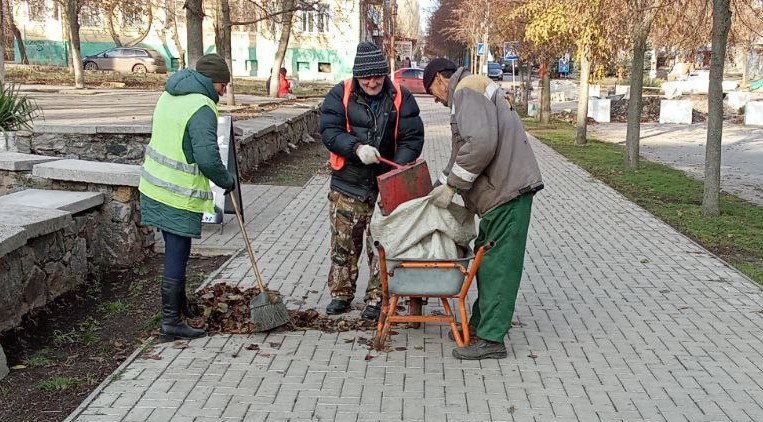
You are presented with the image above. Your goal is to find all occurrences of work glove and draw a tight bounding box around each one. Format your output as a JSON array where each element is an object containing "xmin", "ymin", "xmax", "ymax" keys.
[
  {"xmin": 431, "ymin": 184, "xmax": 456, "ymax": 208},
  {"xmin": 224, "ymin": 173, "xmax": 237, "ymax": 195},
  {"xmin": 355, "ymin": 144, "xmax": 381, "ymax": 165}
]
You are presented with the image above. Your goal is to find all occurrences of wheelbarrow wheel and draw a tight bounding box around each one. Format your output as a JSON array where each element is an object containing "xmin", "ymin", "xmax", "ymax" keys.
[{"xmin": 408, "ymin": 297, "xmax": 423, "ymax": 329}]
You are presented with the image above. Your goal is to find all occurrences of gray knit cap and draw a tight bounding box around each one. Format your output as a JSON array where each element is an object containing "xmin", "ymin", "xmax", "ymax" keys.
[
  {"xmin": 353, "ymin": 42, "xmax": 390, "ymax": 78},
  {"xmin": 196, "ymin": 53, "xmax": 231, "ymax": 83}
]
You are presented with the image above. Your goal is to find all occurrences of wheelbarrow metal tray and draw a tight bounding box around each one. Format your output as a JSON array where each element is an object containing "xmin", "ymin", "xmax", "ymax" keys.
[{"xmin": 386, "ymin": 257, "xmax": 473, "ymax": 297}]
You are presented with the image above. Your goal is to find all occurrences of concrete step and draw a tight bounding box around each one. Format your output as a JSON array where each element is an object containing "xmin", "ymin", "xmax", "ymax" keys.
[
  {"xmin": 32, "ymin": 159, "xmax": 141, "ymax": 187},
  {"xmin": 0, "ymin": 204, "xmax": 71, "ymax": 239},
  {"xmin": 0, "ymin": 189, "xmax": 104, "ymax": 214},
  {"xmin": 0, "ymin": 152, "xmax": 60, "ymax": 171}
]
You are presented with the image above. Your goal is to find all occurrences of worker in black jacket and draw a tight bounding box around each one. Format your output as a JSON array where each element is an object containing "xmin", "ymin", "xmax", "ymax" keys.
[{"xmin": 320, "ymin": 41, "xmax": 424, "ymax": 320}]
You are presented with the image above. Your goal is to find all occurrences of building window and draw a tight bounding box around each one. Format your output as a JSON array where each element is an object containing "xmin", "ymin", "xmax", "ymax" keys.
[
  {"xmin": 245, "ymin": 59, "xmax": 258, "ymax": 71},
  {"xmin": 28, "ymin": 0, "xmax": 48, "ymax": 22},
  {"xmin": 122, "ymin": 6, "xmax": 145, "ymax": 27},
  {"xmin": 297, "ymin": 62, "xmax": 310, "ymax": 71},
  {"xmin": 318, "ymin": 62, "xmax": 331, "ymax": 73},
  {"xmin": 80, "ymin": 6, "xmax": 102, "ymax": 27},
  {"xmin": 300, "ymin": 5, "xmax": 329, "ymax": 33}
]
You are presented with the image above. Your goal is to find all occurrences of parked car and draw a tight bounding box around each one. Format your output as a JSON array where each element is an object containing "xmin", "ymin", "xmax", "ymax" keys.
[
  {"xmin": 82, "ymin": 47, "xmax": 167, "ymax": 74},
  {"xmin": 393, "ymin": 67, "xmax": 426, "ymax": 94},
  {"xmin": 487, "ymin": 62, "xmax": 503, "ymax": 81}
]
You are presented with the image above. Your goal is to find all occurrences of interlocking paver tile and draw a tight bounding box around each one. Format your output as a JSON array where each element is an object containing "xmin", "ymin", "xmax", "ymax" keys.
[{"xmin": 64, "ymin": 98, "xmax": 763, "ymax": 422}]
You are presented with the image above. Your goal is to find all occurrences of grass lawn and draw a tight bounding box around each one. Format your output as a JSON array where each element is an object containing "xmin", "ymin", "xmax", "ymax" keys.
[{"xmin": 524, "ymin": 119, "xmax": 763, "ymax": 285}]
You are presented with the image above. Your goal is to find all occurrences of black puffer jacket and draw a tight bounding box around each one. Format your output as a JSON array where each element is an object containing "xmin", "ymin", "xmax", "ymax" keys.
[{"xmin": 320, "ymin": 77, "xmax": 425, "ymax": 201}]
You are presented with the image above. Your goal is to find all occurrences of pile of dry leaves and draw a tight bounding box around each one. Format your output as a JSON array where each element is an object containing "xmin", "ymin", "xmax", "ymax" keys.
[{"xmin": 188, "ymin": 284, "xmax": 377, "ymax": 334}]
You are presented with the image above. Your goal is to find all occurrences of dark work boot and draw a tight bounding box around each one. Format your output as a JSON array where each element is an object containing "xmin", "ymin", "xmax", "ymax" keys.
[
  {"xmin": 361, "ymin": 300, "xmax": 381, "ymax": 321},
  {"xmin": 448, "ymin": 325, "xmax": 477, "ymax": 342},
  {"xmin": 408, "ymin": 298, "xmax": 423, "ymax": 328},
  {"xmin": 179, "ymin": 278, "xmax": 195, "ymax": 318},
  {"xmin": 160, "ymin": 277, "xmax": 206, "ymax": 342},
  {"xmin": 451, "ymin": 338, "xmax": 507, "ymax": 360},
  {"xmin": 326, "ymin": 299, "xmax": 351, "ymax": 315}
]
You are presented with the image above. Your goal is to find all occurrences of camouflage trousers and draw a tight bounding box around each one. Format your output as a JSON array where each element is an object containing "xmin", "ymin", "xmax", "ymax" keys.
[{"xmin": 327, "ymin": 190, "xmax": 381, "ymax": 302}]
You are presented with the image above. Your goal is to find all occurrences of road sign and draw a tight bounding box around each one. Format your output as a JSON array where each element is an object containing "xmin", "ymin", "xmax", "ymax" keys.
[
  {"xmin": 476, "ymin": 43, "xmax": 485, "ymax": 56},
  {"xmin": 503, "ymin": 41, "xmax": 519, "ymax": 61}
]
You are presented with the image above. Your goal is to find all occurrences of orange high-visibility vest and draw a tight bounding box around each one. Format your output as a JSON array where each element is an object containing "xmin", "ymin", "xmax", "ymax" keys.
[{"xmin": 329, "ymin": 78, "xmax": 403, "ymax": 171}]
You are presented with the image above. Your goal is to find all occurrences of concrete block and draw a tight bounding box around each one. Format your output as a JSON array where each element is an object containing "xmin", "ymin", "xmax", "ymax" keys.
[
  {"xmin": 527, "ymin": 102, "xmax": 539, "ymax": 117},
  {"xmin": 32, "ymin": 124, "xmax": 97, "ymax": 134},
  {"xmin": 588, "ymin": 84, "xmax": 601, "ymax": 98},
  {"xmin": 0, "ymin": 223, "xmax": 27, "ymax": 258},
  {"xmin": 235, "ymin": 119, "xmax": 279, "ymax": 138},
  {"xmin": 0, "ymin": 204, "xmax": 71, "ymax": 239},
  {"xmin": 587, "ymin": 99, "xmax": 611, "ymax": 123},
  {"xmin": 0, "ymin": 189, "xmax": 104, "ymax": 214},
  {"xmin": 95, "ymin": 125, "xmax": 152, "ymax": 134},
  {"xmin": 0, "ymin": 152, "xmax": 60, "ymax": 171},
  {"xmin": 726, "ymin": 91, "xmax": 751, "ymax": 110},
  {"xmin": 615, "ymin": 85, "xmax": 630, "ymax": 99},
  {"xmin": 0, "ymin": 344, "xmax": 7, "ymax": 381},
  {"xmin": 745, "ymin": 101, "xmax": 763, "ymax": 126},
  {"xmin": 659, "ymin": 100, "xmax": 693, "ymax": 124},
  {"xmin": 32, "ymin": 159, "xmax": 141, "ymax": 187}
]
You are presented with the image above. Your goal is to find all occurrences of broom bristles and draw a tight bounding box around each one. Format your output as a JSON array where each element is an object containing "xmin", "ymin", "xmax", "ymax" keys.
[{"xmin": 251, "ymin": 292, "xmax": 291, "ymax": 332}]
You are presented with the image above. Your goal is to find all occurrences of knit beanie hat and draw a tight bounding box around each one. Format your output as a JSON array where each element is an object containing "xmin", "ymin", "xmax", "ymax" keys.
[
  {"xmin": 353, "ymin": 42, "xmax": 390, "ymax": 78},
  {"xmin": 196, "ymin": 54, "xmax": 231, "ymax": 83},
  {"xmin": 423, "ymin": 58, "xmax": 458, "ymax": 93}
]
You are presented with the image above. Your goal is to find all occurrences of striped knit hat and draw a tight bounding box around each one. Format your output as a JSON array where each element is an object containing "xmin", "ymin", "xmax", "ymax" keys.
[{"xmin": 353, "ymin": 42, "xmax": 390, "ymax": 78}]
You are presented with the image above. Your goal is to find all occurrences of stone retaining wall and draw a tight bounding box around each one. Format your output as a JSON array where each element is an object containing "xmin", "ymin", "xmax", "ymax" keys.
[
  {"xmin": 14, "ymin": 175, "xmax": 155, "ymax": 269},
  {"xmin": 14, "ymin": 103, "xmax": 322, "ymax": 167},
  {"xmin": 0, "ymin": 209, "xmax": 103, "ymax": 332}
]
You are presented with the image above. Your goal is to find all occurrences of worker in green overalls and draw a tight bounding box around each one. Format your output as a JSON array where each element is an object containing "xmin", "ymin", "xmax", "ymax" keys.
[
  {"xmin": 139, "ymin": 54, "xmax": 236, "ymax": 342},
  {"xmin": 423, "ymin": 58, "xmax": 544, "ymax": 360}
]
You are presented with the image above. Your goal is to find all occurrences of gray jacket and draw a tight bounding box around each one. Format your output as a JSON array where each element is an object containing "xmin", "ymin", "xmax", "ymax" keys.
[{"xmin": 441, "ymin": 68, "xmax": 544, "ymax": 217}]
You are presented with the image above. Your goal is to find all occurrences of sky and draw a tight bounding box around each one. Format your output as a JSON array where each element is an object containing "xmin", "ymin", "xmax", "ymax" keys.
[{"xmin": 419, "ymin": 0, "xmax": 436, "ymax": 34}]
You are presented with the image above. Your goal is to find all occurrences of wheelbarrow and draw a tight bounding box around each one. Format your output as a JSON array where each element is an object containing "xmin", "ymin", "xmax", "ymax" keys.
[{"xmin": 372, "ymin": 241, "xmax": 495, "ymax": 350}]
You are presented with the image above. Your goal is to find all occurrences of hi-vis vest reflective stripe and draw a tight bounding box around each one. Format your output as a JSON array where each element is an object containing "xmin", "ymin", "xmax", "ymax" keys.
[
  {"xmin": 329, "ymin": 78, "xmax": 403, "ymax": 171},
  {"xmin": 139, "ymin": 92, "xmax": 219, "ymax": 214}
]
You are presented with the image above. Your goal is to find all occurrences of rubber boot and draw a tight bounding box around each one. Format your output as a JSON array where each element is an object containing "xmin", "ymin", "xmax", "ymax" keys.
[
  {"xmin": 178, "ymin": 278, "xmax": 195, "ymax": 318},
  {"xmin": 408, "ymin": 298, "xmax": 423, "ymax": 328},
  {"xmin": 160, "ymin": 277, "xmax": 205, "ymax": 342}
]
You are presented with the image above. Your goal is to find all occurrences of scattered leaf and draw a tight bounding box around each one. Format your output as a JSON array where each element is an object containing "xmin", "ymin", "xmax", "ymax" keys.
[
  {"xmin": 640, "ymin": 258, "xmax": 651, "ymax": 264},
  {"xmin": 528, "ymin": 352, "xmax": 538, "ymax": 359},
  {"xmin": 508, "ymin": 405, "xmax": 516, "ymax": 414},
  {"xmin": 259, "ymin": 352, "xmax": 271, "ymax": 357},
  {"xmin": 511, "ymin": 320, "xmax": 525, "ymax": 327},
  {"xmin": 414, "ymin": 346, "xmax": 424, "ymax": 350},
  {"xmin": 659, "ymin": 289, "xmax": 670, "ymax": 294},
  {"xmin": 364, "ymin": 354, "xmax": 375, "ymax": 361},
  {"xmin": 10, "ymin": 364, "xmax": 27, "ymax": 370},
  {"xmin": 245, "ymin": 344, "xmax": 260, "ymax": 351},
  {"xmin": 143, "ymin": 354, "xmax": 162, "ymax": 360},
  {"xmin": 231, "ymin": 353, "xmax": 239, "ymax": 358},
  {"xmin": 677, "ymin": 305, "xmax": 689, "ymax": 311},
  {"xmin": 395, "ymin": 347, "xmax": 407, "ymax": 352},
  {"xmin": 268, "ymin": 342, "xmax": 281, "ymax": 348},
  {"xmin": 172, "ymin": 341, "xmax": 188, "ymax": 349},
  {"xmin": 344, "ymin": 339, "xmax": 355, "ymax": 343}
]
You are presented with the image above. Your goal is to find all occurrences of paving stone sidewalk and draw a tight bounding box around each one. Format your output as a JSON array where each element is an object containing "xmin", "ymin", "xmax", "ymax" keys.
[{"xmin": 65, "ymin": 100, "xmax": 763, "ymax": 422}]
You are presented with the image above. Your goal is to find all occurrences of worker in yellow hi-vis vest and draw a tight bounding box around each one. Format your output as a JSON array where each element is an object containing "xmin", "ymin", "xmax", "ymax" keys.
[{"xmin": 139, "ymin": 54, "xmax": 236, "ymax": 342}]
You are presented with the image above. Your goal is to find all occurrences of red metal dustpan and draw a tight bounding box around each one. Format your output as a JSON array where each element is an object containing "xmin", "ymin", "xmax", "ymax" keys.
[{"xmin": 376, "ymin": 157, "xmax": 433, "ymax": 216}]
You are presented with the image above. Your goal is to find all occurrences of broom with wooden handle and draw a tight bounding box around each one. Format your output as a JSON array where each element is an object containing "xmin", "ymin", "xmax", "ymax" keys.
[{"xmin": 229, "ymin": 193, "xmax": 291, "ymax": 332}]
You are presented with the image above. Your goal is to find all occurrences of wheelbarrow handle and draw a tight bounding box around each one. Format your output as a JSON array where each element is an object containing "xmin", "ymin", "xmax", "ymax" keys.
[{"xmin": 377, "ymin": 157, "xmax": 403, "ymax": 169}]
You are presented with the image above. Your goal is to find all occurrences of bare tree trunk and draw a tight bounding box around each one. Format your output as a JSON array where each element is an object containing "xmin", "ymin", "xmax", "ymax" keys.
[
  {"xmin": 65, "ymin": 0, "xmax": 85, "ymax": 89},
  {"xmin": 0, "ymin": 0, "xmax": 5, "ymax": 85},
  {"xmin": 168, "ymin": 0, "xmax": 185, "ymax": 69},
  {"xmin": 1, "ymin": 0, "xmax": 13, "ymax": 62},
  {"xmin": 186, "ymin": 0, "xmax": 204, "ymax": 69},
  {"xmin": 740, "ymin": 46, "xmax": 749, "ymax": 89},
  {"xmin": 107, "ymin": 4, "xmax": 124, "ymax": 47},
  {"xmin": 625, "ymin": 28, "xmax": 648, "ymax": 169},
  {"xmin": 576, "ymin": 47, "xmax": 591, "ymax": 145},
  {"xmin": 269, "ymin": 0, "xmax": 294, "ymax": 98},
  {"xmin": 702, "ymin": 0, "xmax": 731, "ymax": 216},
  {"xmin": 540, "ymin": 62, "xmax": 551, "ymax": 124},
  {"xmin": 217, "ymin": 0, "xmax": 234, "ymax": 105},
  {"xmin": 525, "ymin": 61, "xmax": 532, "ymax": 109},
  {"xmin": 3, "ymin": 0, "xmax": 26, "ymax": 64}
]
